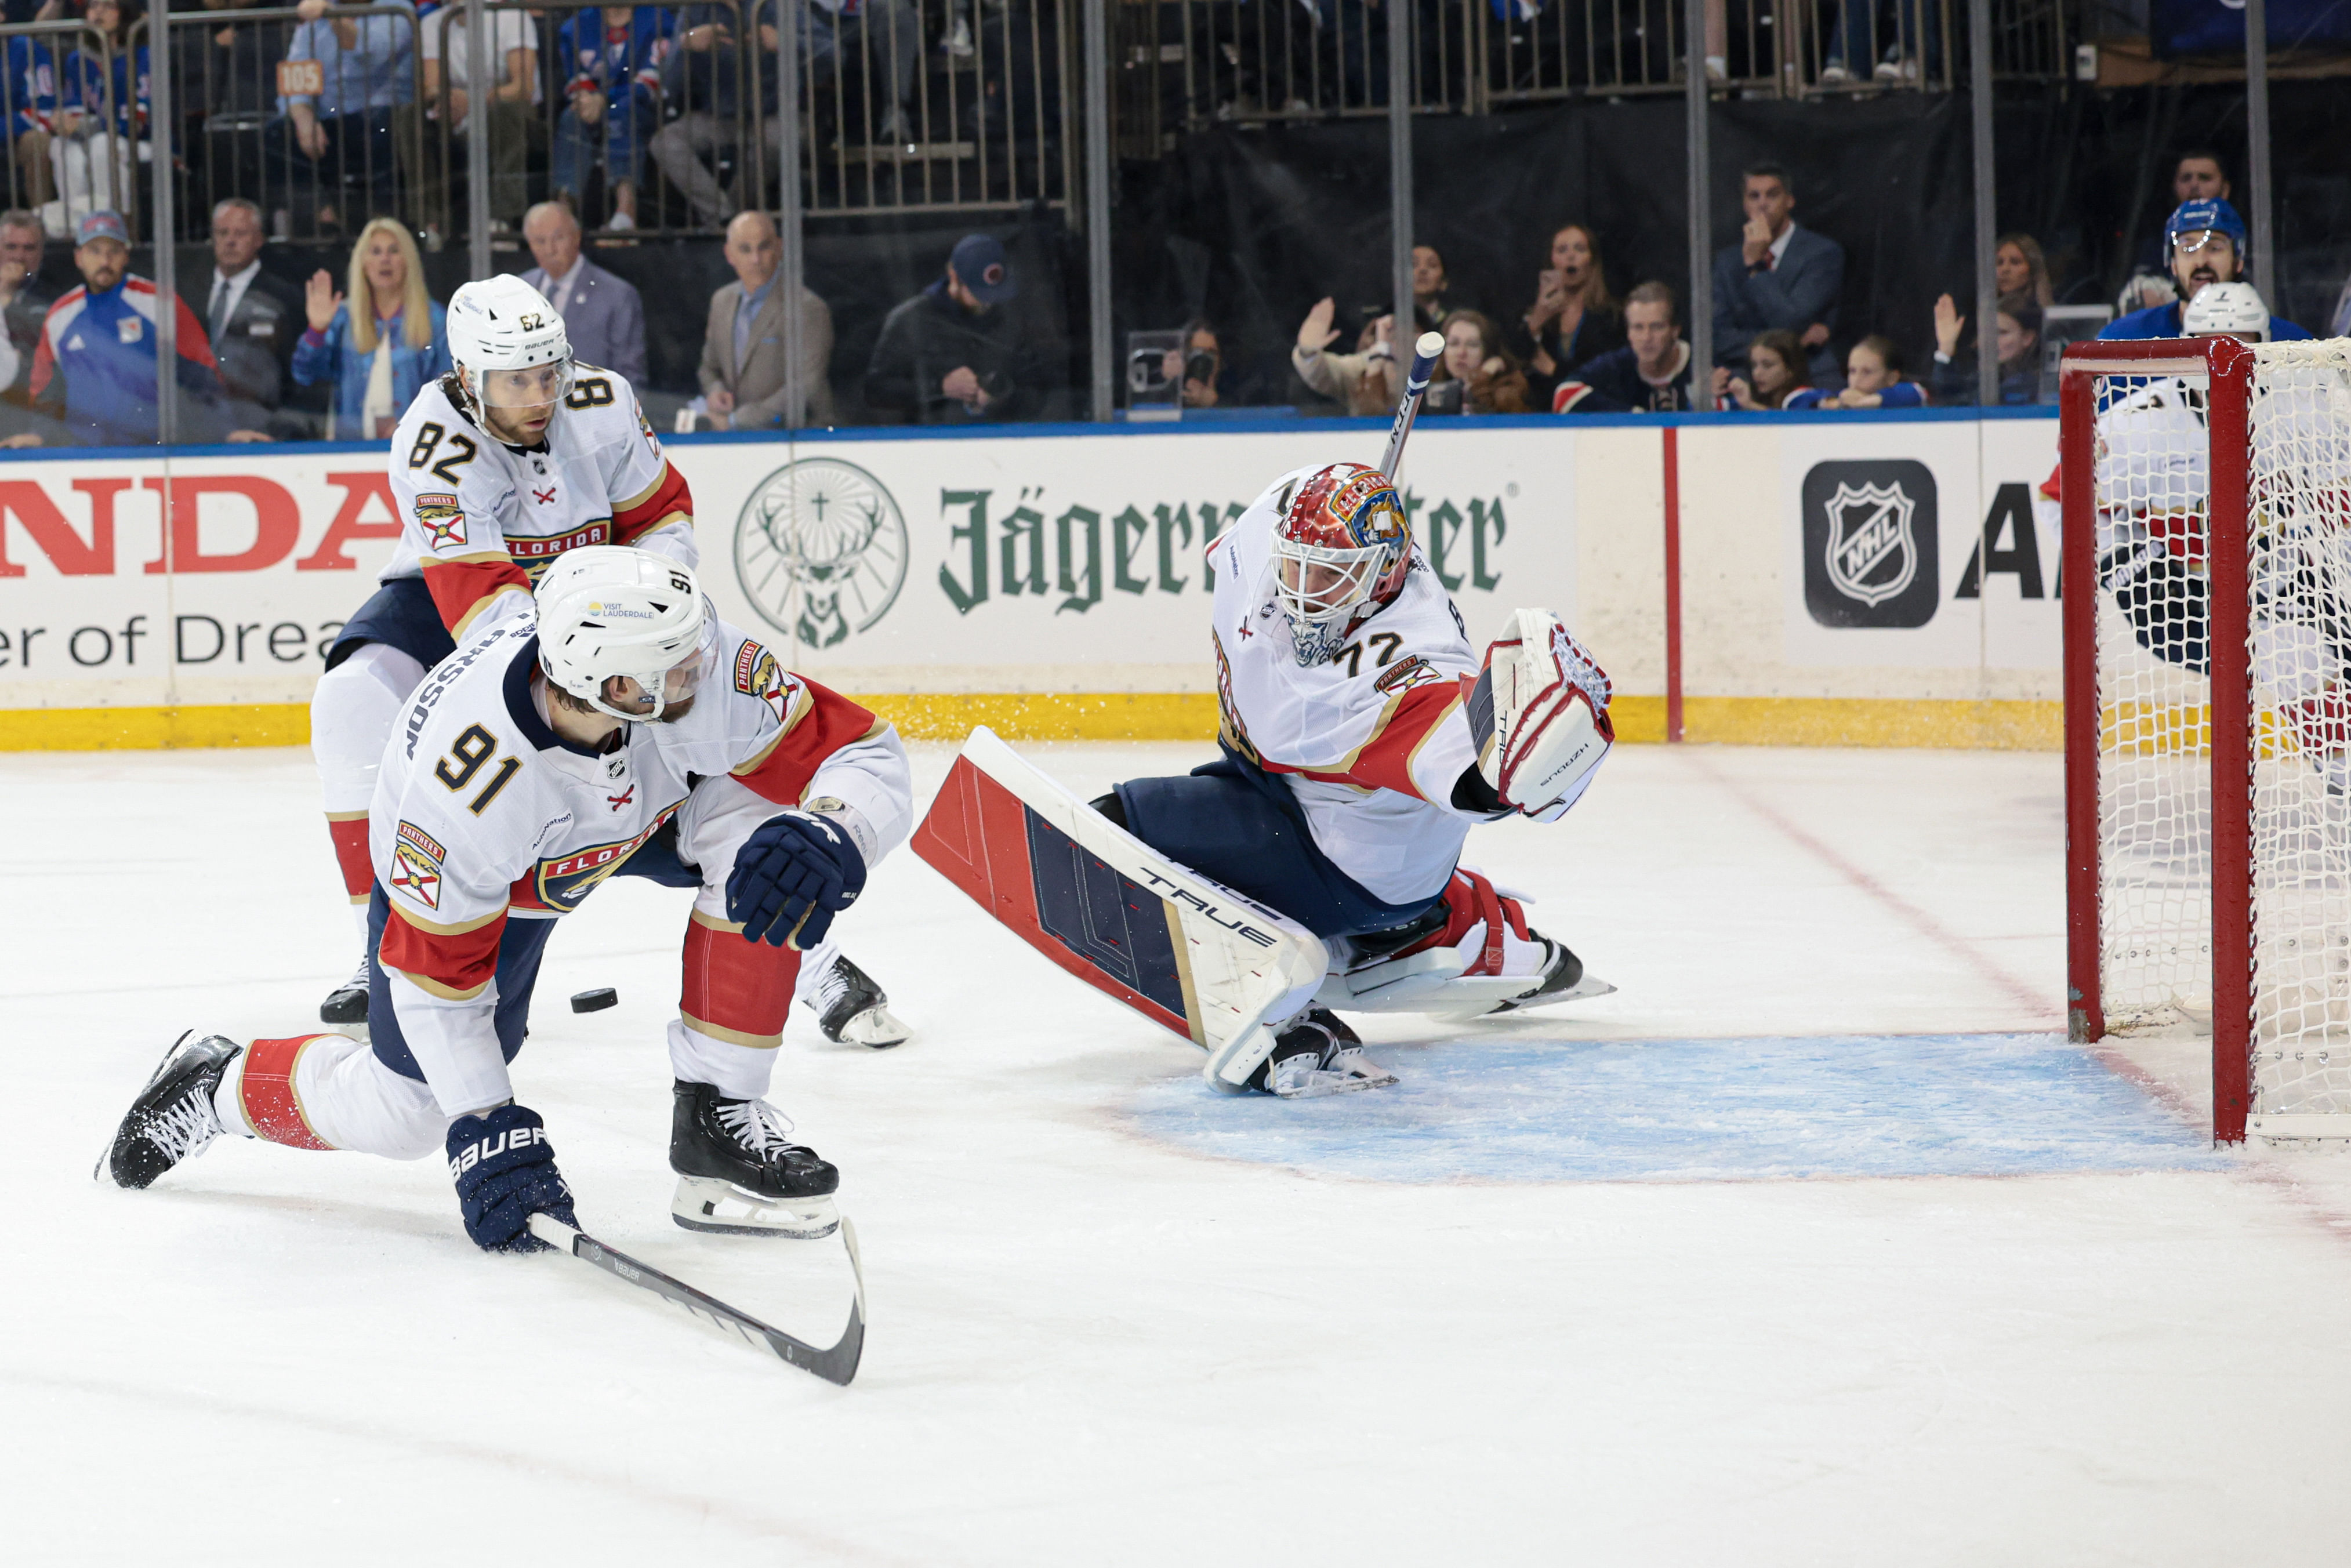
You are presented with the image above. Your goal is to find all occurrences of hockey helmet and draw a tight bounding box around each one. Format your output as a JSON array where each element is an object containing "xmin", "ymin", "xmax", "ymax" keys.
[
  {"xmin": 2167, "ymin": 197, "xmax": 2249, "ymax": 262},
  {"xmin": 2181, "ymin": 280, "xmax": 2269, "ymax": 342},
  {"xmin": 1271, "ymin": 462, "xmax": 1412, "ymax": 666},
  {"xmin": 447, "ymin": 274, "xmax": 574, "ymax": 419},
  {"xmin": 535, "ymin": 546, "xmax": 714, "ymax": 723}
]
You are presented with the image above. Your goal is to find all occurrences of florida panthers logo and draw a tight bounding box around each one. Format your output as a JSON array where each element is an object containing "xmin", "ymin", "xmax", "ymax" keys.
[
  {"xmin": 734, "ymin": 459, "xmax": 909, "ymax": 648},
  {"xmin": 413, "ymin": 493, "xmax": 466, "ymax": 550},
  {"xmin": 732, "ymin": 640, "xmax": 796, "ymax": 726}
]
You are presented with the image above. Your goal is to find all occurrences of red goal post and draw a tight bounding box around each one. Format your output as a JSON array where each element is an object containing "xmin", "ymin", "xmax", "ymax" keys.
[{"xmin": 2062, "ymin": 334, "xmax": 2351, "ymax": 1143}]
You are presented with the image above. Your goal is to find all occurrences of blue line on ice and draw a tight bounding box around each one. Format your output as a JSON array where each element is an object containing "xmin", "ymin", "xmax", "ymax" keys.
[{"xmin": 1123, "ymin": 1033, "xmax": 2227, "ymax": 1182}]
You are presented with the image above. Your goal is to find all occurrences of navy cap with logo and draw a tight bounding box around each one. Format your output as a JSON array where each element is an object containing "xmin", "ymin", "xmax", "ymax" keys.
[
  {"xmin": 948, "ymin": 234, "xmax": 1017, "ymax": 305},
  {"xmin": 75, "ymin": 209, "xmax": 128, "ymax": 248}
]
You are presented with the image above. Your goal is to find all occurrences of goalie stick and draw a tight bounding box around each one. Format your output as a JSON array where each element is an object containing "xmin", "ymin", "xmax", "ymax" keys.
[
  {"xmin": 1377, "ymin": 330, "xmax": 1446, "ymax": 481},
  {"xmin": 527, "ymin": 1211, "xmax": 866, "ymax": 1386}
]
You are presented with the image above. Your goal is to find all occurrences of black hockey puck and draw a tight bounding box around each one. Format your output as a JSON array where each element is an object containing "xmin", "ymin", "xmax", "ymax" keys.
[{"xmin": 571, "ymin": 988, "xmax": 619, "ymax": 1014}]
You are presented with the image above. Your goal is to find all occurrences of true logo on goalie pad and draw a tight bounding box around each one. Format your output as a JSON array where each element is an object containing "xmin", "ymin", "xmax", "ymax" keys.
[{"xmin": 1802, "ymin": 460, "xmax": 1940, "ymax": 629}]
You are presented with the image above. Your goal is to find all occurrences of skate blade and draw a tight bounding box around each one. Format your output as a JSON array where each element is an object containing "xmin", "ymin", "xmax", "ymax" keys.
[
  {"xmin": 1472, "ymin": 971, "xmax": 1617, "ymax": 1018},
  {"xmin": 833, "ymin": 1004, "xmax": 910, "ymax": 1050},
  {"xmin": 670, "ymin": 1176, "xmax": 840, "ymax": 1239},
  {"xmin": 1271, "ymin": 1065, "xmax": 1401, "ymax": 1099}
]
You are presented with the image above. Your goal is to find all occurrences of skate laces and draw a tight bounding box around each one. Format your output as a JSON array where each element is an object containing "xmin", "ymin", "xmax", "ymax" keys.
[
  {"xmin": 713, "ymin": 1098, "xmax": 799, "ymax": 1160},
  {"xmin": 143, "ymin": 1081, "xmax": 222, "ymax": 1163}
]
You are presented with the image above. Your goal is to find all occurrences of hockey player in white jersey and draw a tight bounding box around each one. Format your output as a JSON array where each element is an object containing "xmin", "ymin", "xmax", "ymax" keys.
[
  {"xmin": 2087, "ymin": 282, "xmax": 2351, "ymax": 789},
  {"xmin": 98, "ymin": 547, "xmax": 912, "ymax": 1251},
  {"xmin": 1094, "ymin": 460, "xmax": 1612, "ymax": 1097},
  {"xmin": 307, "ymin": 274, "xmax": 904, "ymax": 1046}
]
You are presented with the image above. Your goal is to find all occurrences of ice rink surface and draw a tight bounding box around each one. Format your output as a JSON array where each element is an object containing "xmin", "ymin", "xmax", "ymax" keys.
[{"xmin": 10, "ymin": 740, "xmax": 2351, "ymax": 1565}]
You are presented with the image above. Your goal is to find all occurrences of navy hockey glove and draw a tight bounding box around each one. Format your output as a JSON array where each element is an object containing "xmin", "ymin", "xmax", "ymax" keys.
[
  {"xmin": 445, "ymin": 1104, "xmax": 576, "ymax": 1253},
  {"xmin": 725, "ymin": 810, "xmax": 866, "ymax": 949}
]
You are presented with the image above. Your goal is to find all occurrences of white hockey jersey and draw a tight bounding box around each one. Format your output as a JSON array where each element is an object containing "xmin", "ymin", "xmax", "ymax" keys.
[
  {"xmin": 382, "ymin": 365, "xmax": 698, "ymax": 641},
  {"xmin": 1209, "ymin": 465, "xmax": 1498, "ymax": 905},
  {"xmin": 369, "ymin": 614, "xmax": 909, "ymax": 1115}
]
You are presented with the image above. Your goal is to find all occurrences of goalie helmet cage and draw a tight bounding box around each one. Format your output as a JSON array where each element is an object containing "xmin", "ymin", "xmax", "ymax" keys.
[{"xmin": 2062, "ymin": 335, "xmax": 2351, "ymax": 1144}]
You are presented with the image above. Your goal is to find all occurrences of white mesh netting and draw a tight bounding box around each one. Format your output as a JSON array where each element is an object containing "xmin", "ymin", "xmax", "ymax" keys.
[{"xmin": 2095, "ymin": 340, "xmax": 2351, "ymax": 1123}]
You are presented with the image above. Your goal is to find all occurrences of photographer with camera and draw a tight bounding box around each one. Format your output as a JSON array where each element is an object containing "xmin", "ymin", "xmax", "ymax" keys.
[{"xmin": 861, "ymin": 234, "xmax": 1049, "ymax": 424}]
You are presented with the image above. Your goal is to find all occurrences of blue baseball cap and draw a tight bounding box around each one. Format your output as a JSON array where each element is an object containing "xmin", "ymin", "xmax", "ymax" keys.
[
  {"xmin": 2167, "ymin": 197, "xmax": 2249, "ymax": 256},
  {"xmin": 74, "ymin": 209, "xmax": 127, "ymax": 248},
  {"xmin": 948, "ymin": 234, "xmax": 1016, "ymax": 305}
]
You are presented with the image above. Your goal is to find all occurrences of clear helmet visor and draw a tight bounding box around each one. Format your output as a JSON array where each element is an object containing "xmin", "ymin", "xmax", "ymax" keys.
[
  {"xmin": 603, "ymin": 617, "xmax": 720, "ymax": 720},
  {"xmin": 2174, "ymin": 229, "xmax": 2234, "ymax": 257},
  {"xmin": 478, "ymin": 360, "xmax": 575, "ymax": 409}
]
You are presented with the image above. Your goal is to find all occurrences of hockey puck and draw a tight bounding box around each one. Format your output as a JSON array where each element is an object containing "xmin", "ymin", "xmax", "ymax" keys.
[{"xmin": 571, "ymin": 988, "xmax": 619, "ymax": 1014}]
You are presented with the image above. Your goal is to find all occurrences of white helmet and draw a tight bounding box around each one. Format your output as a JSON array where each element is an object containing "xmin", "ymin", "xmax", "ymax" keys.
[
  {"xmin": 535, "ymin": 546, "xmax": 712, "ymax": 723},
  {"xmin": 447, "ymin": 274, "xmax": 573, "ymax": 420},
  {"xmin": 2183, "ymin": 280, "xmax": 2270, "ymax": 341}
]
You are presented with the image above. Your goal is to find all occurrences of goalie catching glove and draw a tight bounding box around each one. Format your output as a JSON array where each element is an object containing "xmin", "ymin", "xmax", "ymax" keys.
[{"xmin": 1471, "ymin": 608, "xmax": 1613, "ymax": 822}]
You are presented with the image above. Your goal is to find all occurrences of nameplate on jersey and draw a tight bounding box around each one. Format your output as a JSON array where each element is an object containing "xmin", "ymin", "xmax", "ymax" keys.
[
  {"xmin": 505, "ymin": 521, "xmax": 614, "ymax": 579},
  {"xmin": 516, "ymin": 803, "xmax": 680, "ymax": 913}
]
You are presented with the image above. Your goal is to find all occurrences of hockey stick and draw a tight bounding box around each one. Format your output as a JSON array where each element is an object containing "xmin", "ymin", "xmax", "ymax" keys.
[
  {"xmin": 1377, "ymin": 330, "xmax": 1446, "ymax": 480},
  {"xmin": 527, "ymin": 1211, "xmax": 866, "ymax": 1386}
]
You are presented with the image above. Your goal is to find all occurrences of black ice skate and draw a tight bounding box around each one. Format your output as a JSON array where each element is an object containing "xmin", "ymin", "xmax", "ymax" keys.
[
  {"xmin": 670, "ymin": 1080, "xmax": 841, "ymax": 1238},
  {"xmin": 811, "ymin": 953, "xmax": 909, "ymax": 1049},
  {"xmin": 1250, "ymin": 1009, "xmax": 1399, "ymax": 1099},
  {"xmin": 319, "ymin": 956, "xmax": 369, "ymax": 1035},
  {"xmin": 95, "ymin": 1032, "xmax": 241, "ymax": 1189}
]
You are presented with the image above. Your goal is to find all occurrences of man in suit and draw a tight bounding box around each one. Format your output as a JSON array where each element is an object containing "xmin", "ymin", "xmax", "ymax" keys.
[
  {"xmin": 200, "ymin": 198, "xmax": 305, "ymax": 440},
  {"xmin": 698, "ymin": 208, "xmax": 833, "ymax": 430},
  {"xmin": 516, "ymin": 201, "xmax": 648, "ymax": 389},
  {"xmin": 1711, "ymin": 163, "xmax": 1845, "ymax": 383}
]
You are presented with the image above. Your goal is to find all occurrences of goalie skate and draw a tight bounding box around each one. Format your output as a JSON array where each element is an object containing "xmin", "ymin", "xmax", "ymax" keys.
[
  {"xmin": 1316, "ymin": 868, "xmax": 1614, "ymax": 1019},
  {"xmin": 1250, "ymin": 1008, "xmax": 1399, "ymax": 1098}
]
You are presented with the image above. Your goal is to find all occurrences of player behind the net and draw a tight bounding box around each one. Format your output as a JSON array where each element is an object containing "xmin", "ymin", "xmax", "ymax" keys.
[
  {"xmin": 96, "ymin": 547, "xmax": 912, "ymax": 1251},
  {"xmin": 1091, "ymin": 460, "xmax": 1613, "ymax": 1097},
  {"xmin": 2087, "ymin": 280, "xmax": 2351, "ymax": 790},
  {"xmin": 306, "ymin": 275, "xmax": 905, "ymax": 1047}
]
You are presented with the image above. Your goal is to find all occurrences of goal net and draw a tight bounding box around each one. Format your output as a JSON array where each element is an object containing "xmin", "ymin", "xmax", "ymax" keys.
[{"xmin": 2063, "ymin": 335, "xmax": 2351, "ymax": 1142}]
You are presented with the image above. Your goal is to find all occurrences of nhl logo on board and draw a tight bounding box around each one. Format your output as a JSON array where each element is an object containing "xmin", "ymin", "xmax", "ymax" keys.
[
  {"xmin": 733, "ymin": 458, "xmax": 910, "ymax": 650},
  {"xmin": 1799, "ymin": 460, "xmax": 1939, "ymax": 629}
]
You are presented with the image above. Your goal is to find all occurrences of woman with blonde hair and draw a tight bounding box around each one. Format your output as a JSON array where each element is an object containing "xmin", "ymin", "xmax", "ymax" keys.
[
  {"xmin": 291, "ymin": 217, "xmax": 450, "ymax": 438},
  {"xmin": 1994, "ymin": 232, "xmax": 2056, "ymax": 310}
]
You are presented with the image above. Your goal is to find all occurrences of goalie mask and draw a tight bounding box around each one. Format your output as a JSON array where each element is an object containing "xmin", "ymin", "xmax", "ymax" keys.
[
  {"xmin": 1272, "ymin": 463, "xmax": 1413, "ymax": 666},
  {"xmin": 447, "ymin": 275, "xmax": 575, "ymax": 435},
  {"xmin": 535, "ymin": 546, "xmax": 716, "ymax": 723}
]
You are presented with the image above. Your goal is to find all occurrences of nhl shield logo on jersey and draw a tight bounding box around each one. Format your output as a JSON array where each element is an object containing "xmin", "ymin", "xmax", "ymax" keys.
[
  {"xmin": 413, "ymin": 493, "xmax": 466, "ymax": 551},
  {"xmin": 389, "ymin": 821, "xmax": 447, "ymax": 910},
  {"xmin": 1800, "ymin": 460, "xmax": 1940, "ymax": 629},
  {"xmin": 733, "ymin": 458, "xmax": 910, "ymax": 649}
]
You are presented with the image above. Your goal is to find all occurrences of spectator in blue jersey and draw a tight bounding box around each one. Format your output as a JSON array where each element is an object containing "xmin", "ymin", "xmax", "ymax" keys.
[
  {"xmin": 1572, "ymin": 280, "xmax": 1695, "ymax": 413},
  {"xmin": 51, "ymin": 0, "xmax": 147, "ymax": 231},
  {"xmin": 268, "ymin": 0, "xmax": 416, "ymax": 237},
  {"xmin": 1709, "ymin": 329, "xmax": 1812, "ymax": 411},
  {"xmin": 23, "ymin": 209, "xmax": 230, "ymax": 447},
  {"xmin": 552, "ymin": 5, "xmax": 671, "ymax": 232},
  {"xmin": 291, "ymin": 215, "xmax": 449, "ymax": 440},
  {"xmin": 3, "ymin": 27, "xmax": 62, "ymax": 219},
  {"xmin": 2100, "ymin": 198, "xmax": 2314, "ymax": 343},
  {"xmin": 1813, "ymin": 335, "xmax": 1924, "ymax": 409}
]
